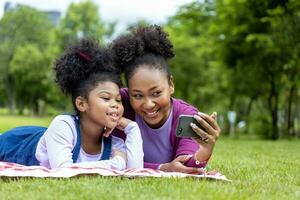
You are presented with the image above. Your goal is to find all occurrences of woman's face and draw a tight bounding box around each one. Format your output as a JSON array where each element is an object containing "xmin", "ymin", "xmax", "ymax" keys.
[{"xmin": 128, "ymin": 67, "xmax": 174, "ymax": 129}]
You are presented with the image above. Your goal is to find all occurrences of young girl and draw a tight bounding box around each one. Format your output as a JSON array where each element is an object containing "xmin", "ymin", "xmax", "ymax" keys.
[
  {"xmin": 0, "ymin": 39, "xmax": 143, "ymax": 170},
  {"xmin": 111, "ymin": 25, "xmax": 221, "ymax": 173}
]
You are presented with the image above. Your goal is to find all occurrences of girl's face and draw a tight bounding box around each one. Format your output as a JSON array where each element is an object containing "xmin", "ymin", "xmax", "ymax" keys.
[
  {"xmin": 79, "ymin": 81, "xmax": 124, "ymax": 130},
  {"xmin": 128, "ymin": 67, "xmax": 174, "ymax": 129}
]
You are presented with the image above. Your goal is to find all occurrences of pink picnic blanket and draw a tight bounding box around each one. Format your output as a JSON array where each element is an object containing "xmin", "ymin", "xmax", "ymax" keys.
[{"xmin": 0, "ymin": 162, "xmax": 229, "ymax": 181}]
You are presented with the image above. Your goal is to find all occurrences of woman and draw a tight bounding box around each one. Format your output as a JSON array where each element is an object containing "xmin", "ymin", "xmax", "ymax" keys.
[{"xmin": 111, "ymin": 25, "xmax": 221, "ymax": 173}]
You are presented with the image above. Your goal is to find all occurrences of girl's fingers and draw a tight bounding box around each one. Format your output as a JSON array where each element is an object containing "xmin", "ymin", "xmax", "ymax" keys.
[{"xmin": 103, "ymin": 127, "xmax": 113, "ymax": 137}]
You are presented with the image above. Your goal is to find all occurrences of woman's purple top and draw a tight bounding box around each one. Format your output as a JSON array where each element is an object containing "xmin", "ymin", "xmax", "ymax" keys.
[
  {"xmin": 113, "ymin": 88, "xmax": 208, "ymax": 169},
  {"xmin": 135, "ymin": 110, "xmax": 173, "ymax": 164}
]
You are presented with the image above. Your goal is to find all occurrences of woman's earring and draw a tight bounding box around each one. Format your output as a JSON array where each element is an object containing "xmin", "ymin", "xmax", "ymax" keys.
[{"xmin": 103, "ymin": 127, "xmax": 107, "ymax": 132}]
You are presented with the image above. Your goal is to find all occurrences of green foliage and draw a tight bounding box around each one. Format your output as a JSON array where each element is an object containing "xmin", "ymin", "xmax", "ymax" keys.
[
  {"xmin": 0, "ymin": 6, "xmax": 55, "ymax": 114},
  {"xmin": 58, "ymin": 0, "xmax": 108, "ymax": 47},
  {"xmin": 10, "ymin": 44, "xmax": 52, "ymax": 114},
  {"xmin": 166, "ymin": 0, "xmax": 300, "ymax": 139},
  {"xmin": 0, "ymin": 0, "xmax": 299, "ymax": 138},
  {"xmin": 166, "ymin": 1, "xmax": 222, "ymax": 113}
]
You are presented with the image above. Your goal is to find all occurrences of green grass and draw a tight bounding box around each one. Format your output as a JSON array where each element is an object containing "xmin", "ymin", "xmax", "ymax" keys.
[
  {"xmin": 0, "ymin": 115, "xmax": 300, "ymax": 200},
  {"xmin": 0, "ymin": 115, "xmax": 52, "ymax": 133}
]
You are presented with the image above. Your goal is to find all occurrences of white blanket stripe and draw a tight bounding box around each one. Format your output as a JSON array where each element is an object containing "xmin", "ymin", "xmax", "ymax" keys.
[{"xmin": 0, "ymin": 162, "xmax": 229, "ymax": 181}]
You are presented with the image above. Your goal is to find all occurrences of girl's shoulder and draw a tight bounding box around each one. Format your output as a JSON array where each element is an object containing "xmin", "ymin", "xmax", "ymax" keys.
[
  {"xmin": 45, "ymin": 114, "xmax": 77, "ymax": 139},
  {"xmin": 53, "ymin": 114, "xmax": 75, "ymax": 121}
]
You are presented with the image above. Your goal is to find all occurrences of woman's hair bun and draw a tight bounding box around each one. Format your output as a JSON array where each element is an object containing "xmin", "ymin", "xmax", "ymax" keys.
[
  {"xmin": 111, "ymin": 34, "xmax": 145, "ymax": 68},
  {"xmin": 111, "ymin": 25, "xmax": 174, "ymax": 69},
  {"xmin": 135, "ymin": 25, "xmax": 174, "ymax": 59}
]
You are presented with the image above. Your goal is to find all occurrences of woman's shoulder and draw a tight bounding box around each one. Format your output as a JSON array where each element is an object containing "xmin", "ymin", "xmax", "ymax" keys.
[
  {"xmin": 120, "ymin": 88, "xmax": 135, "ymax": 120},
  {"xmin": 171, "ymin": 98, "xmax": 198, "ymax": 116}
]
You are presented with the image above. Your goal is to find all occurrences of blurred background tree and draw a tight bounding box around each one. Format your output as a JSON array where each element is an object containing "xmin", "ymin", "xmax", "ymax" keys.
[
  {"xmin": 0, "ymin": 6, "xmax": 55, "ymax": 115},
  {"xmin": 0, "ymin": 0, "xmax": 299, "ymax": 139},
  {"xmin": 57, "ymin": 0, "xmax": 115, "ymax": 49}
]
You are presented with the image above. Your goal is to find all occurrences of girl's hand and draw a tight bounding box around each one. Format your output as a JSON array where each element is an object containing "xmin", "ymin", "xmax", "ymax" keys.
[
  {"xmin": 103, "ymin": 117, "xmax": 133, "ymax": 137},
  {"xmin": 103, "ymin": 127, "xmax": 113, "ymax": 138},
  {"xmin": 116, "ymin": 117, "xmax": 133, "ymax": 131},
  {"xmin": 159, "ymin": 155, "xmax": 204, "ymax": 174}
]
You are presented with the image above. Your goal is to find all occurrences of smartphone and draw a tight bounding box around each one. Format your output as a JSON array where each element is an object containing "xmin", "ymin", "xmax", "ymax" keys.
[{"xmin": 175, "ymin": 115, "xmax": 203, "ymax": 138}]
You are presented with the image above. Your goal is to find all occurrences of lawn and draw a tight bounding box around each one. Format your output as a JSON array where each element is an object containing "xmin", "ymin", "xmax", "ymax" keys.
[
  {"xmin": 0, "ymin": 115, "xmax": 53, "ymax": 133},
  {"xmin": 0, "ymin": 115, "xmax": 299, "ymax": 200}
]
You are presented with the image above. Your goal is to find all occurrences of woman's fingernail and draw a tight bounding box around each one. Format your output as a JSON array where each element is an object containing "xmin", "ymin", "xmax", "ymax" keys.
[
  {"xmin": 194, "ymin": 115, "xmax": 201, "ymax": 120},
  {"xmin": 190, "ymin": 122, "xmax": 196, "ymax": 128}
]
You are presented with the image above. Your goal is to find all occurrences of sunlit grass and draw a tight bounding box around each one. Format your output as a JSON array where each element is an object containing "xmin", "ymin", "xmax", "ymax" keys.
[
  {"xmin": 0, "ymin": 115, "xmax": 299, "ymax": 199},
  {"xmin": 0, "ymin": 115, "xmax": 52, "ymax": 133}
]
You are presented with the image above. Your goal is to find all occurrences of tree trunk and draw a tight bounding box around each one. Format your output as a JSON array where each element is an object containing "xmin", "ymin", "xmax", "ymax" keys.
[
  {"xmin": 268, "ymin": 79, "xmax": 279, "ymax": 140},
  {"xmin": 245, "ymin": 97, "xmax": 254, "ymax": 134},
  {"xmin": 286, "ymin": 84, "xmax": 296, "ymax": 137},
  {"xmin": 4, "ymin": 76, "xmax": 16, "ymax": 115}
]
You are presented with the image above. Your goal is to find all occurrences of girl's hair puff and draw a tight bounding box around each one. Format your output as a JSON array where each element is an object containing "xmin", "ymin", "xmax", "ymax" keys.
[{"xmin": 54, "ymin": 39, "xmax": 121, "ymax": 113}]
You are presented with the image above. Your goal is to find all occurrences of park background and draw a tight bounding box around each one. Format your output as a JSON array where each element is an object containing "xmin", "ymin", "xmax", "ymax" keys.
[{"xmin": 0, "ymin": 0, "xmax": 299, "ymax": 199}]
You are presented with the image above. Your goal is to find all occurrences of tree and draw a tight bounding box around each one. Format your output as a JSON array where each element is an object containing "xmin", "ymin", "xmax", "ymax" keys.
[
  {"xmin": 166, "ymin": 0, "xmax": 300, "ymax": 139},
  {"xmin": 58, "ymin": 0, "xmax": 112, "ymax": 48},
  {"xmin": 166, "ymin": 1, "xmax": 221, "ymax": 111},
  {"xmin": 0, "ymin": 6, "xmax": 54, "ymax": 114},
  {"xmin": 265, "ymin": 1, "xmax": 300, "ymax": 137},
  {"xmin": 214, "ymin": 0, "xmax": 295, "ymax": 139},
  {"xmin": 10, "ymin": 44, "xmax": 54, "ymax": 115}
]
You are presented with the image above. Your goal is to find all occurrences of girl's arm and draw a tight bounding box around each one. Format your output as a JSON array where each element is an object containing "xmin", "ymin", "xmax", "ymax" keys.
[
  {"xmin": 70, "ymin": 121, "xmax": 143, "ymax": 170},
  {"xmin": 36, "ymin": 115, "xmax": 77, "ymax": 169},
  {"xmin": 70, "ymin": 137, "xmax": 127, "ymax": 170},
  {"xmin": 117, "ymin": 118, "xmax": 144, "ymax": 168}
]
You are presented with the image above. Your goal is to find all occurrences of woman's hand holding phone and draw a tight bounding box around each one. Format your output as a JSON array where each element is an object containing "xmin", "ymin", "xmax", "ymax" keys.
[
  {"xmin": 176, "ymin": 112, "xmax": 221, "ymax": 145},
  {"xmin": 191, "ymin": 112, "xmax": 221, "ymax": 146},
  {"xmin": 191, "ymin": 112, "xmax": 221, "ymax": 163},
  {"xmin": 176, "ymin": 112, "xmax": 221, "ymax": 163}
]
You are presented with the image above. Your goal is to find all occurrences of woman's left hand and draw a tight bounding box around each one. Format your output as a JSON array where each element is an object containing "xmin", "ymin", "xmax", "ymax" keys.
[{"xmin": 190, "ymin": 112, "xmax": 221, "ymax": 160}]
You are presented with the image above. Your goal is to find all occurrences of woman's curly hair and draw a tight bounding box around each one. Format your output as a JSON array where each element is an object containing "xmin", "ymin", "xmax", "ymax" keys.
[
  {"xmin": 111, "ymin": 25, "xmax": 175, "ymax": 84},
  {"xmin": 54, "ymin": 39, "xmax": 121, "ymax": 112},
  {"xmin": 134, "ymin": 25, "xmax": 174, "ymax": 59}
]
